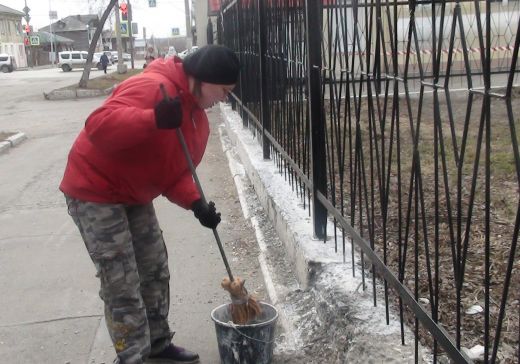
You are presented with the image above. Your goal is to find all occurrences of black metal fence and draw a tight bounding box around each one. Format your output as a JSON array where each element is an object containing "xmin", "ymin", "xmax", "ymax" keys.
[{"xmin": 218, "ymin": 0, "xmax": 520, "ymax": 362}]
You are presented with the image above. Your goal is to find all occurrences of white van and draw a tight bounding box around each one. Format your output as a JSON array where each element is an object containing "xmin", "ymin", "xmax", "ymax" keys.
[{"xmin": 58, "ymin": 51, "xmax": 91, "ymax": 72}]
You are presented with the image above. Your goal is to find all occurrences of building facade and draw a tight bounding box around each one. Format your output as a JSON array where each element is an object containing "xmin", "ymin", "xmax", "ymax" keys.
[
  {"xmin": 39, "ymin": 14, "xmax": 99, "ymax": 52},
  {"xmin": 0, "ymin": 4, "xmax": 28, "ymax": 68}
]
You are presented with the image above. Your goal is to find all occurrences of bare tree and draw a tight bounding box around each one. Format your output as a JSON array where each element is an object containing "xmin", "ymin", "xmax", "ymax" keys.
[{"xmin": 79, "ymin": 0, "xmax": 118, "ymax": 88}]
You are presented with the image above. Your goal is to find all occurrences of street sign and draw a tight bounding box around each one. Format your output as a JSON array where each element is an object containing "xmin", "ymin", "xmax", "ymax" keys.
[
  {"xmin": 149, "ymin": 0, "xmax": 156, "ymax": 7},
  {"xmin": 132, "ymin": 22, "xmax": 138, "ymax": 35},
  {"xmin": 29, "ymin": 35, "xmax": 40, "ymax": 46},
  {"xmin": 120, "ymin": 21, "xmax": 128, "ymax": 36},
  {"xmin": 172, "ymin": 27, "xmax": 180, "ymax": 36},
  {"xmin": 49, "ymin": 10, "xmax": 57, "ymax": 20}
]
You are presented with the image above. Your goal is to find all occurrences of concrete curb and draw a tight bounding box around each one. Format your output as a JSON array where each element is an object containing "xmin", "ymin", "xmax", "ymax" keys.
[
  {"xmin": 0, "ymin": 141, "xmax": 10, "ymax": 154},
  {"xmin": 220, "ymin": 103, "xmax": 431, "ymax": 362},
  {"xmin": 220, "ymin": 105, "xmax": 343, "ymax": 289},
  {"xmin": 43, "ymin": 85, "xmax": 115, "ymax": 100},
  {"xmin": 0, "ymin": 132, "xmax": 27, "ymax": 155}
]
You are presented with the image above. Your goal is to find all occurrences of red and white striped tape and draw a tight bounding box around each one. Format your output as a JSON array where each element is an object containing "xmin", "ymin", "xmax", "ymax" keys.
[{"xmin": 383, "ymin": 45, "xmax": 515, "ymax": 56}]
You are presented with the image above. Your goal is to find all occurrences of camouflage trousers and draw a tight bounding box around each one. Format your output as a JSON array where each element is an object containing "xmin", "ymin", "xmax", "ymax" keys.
[{"xmin": 66, "ymin": 196, "xmax": 173, "ymax": 364}]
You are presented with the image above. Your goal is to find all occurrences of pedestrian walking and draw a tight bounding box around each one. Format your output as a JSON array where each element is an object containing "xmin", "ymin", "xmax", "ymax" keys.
[
  {"xmin": 100, "ymin": 52, "xmax": 110, "ymax": 74},
  {"xmin": 60, "ymin": 45, "xmax": 240, "ymax": 364}
]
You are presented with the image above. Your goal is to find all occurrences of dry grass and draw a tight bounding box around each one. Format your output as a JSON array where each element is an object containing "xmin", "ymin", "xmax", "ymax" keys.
[
  {"xmin": 323, "ymin": 88, "xmax": 519, "ymax": 362},
  {"xmin": 57, "ymin": 68, "xmax": 143, "ymax": 91},
  {"xmin": 0, "ymin": 132, "xmax": 15, "ymax": 141}
]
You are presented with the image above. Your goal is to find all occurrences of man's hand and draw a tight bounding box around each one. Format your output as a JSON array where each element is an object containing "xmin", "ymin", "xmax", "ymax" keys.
[
  {"xmin": 154, "ymin": 96, "xmax": 182, "ymax": 129},
  {"xmin": 191, "ymin": 199, "xmax": 221, "ymax": 229}
]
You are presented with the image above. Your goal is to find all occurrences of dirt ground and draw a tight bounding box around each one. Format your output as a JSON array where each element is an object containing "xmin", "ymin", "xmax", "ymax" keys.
[
  {"xmin": 0, "ymin": 132, "xmax": 14, "ymax": 141},
  {"xmin": 324, "ymin": 85, "xmax": 519, "ymax": 362}
]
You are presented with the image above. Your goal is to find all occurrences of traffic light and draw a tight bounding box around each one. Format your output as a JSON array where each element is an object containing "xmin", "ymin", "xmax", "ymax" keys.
[
  {"xmin": 120, "ymin": 3, "xmax": 128, "ymax": 21},
  {"xmin": 24, "ymin": 24, "xmax": 30, "ymax": 35}
]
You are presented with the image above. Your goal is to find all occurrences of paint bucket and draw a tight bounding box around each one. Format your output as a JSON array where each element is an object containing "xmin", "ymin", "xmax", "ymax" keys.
[{"xmin": 211, "ymin": 302, "xmax": 278, "ymax": 364}]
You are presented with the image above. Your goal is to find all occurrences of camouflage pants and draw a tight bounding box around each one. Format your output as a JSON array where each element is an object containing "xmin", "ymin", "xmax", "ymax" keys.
[{"xmin": 66, "ymin": 196, "xmax": 173, "ymax": 364}]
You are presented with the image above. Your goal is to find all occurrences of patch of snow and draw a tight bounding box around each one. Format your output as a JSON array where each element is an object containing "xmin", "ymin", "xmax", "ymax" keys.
[
  {"xmin": 462, "ymin": 344, "xmax": 485, "ymax": 361},
  {"xmin": 465, "ymin": 304, "xmax": 484, "ymax": 315}
]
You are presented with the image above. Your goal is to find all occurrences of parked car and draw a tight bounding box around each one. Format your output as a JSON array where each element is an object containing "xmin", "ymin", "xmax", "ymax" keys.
[
  {"xmin": 0, "ymin": 53, "xmax": 16, "ymax": 73},
  {"xmin": 177, "ymin": 46, "xmax": 199, "ymax": 60},
  {"xmin": 95, "ymin": 51, "xmax": 114, "ymax": 65},
  {"xmin": 58, "ymin": 51, "xmax": 90, "ymax": 72},
  {"xmin": 93, "ymin": 52, "xmax": 113, "ymax": 70},
  {"xmin": 110, "ymin": 51, "xmax": 131, "ymax": 62},
  {"xmin": 59, "ymin": 51, "xmax": 111, "ymax": 72},
  {"xmin": 102, "ymin": 50, "xmax": 115, "ymax": 64}
]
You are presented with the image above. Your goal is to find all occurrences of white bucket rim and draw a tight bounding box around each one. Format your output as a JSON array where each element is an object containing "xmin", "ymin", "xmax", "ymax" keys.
[{"xmin": 210, "ymin": 301, "xmax": 279, "ymax": 329}]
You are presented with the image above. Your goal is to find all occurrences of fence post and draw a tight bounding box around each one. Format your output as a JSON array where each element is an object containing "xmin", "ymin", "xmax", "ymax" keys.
[
  {"xmin": 235, "ymin": 0, "xmax": 248, "ymax": 127},
  {"xmin": 305, "ymin": 0, "xmax": 327, "ymax": 239},
  {"xmin": 258, "ymin": 0, "xmax": 271, "ymax": 159}
]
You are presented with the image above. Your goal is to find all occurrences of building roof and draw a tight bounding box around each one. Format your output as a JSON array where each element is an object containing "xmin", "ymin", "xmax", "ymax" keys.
[
  {"xmin": 34, "ymin": 31, "xmax": 74, "ymax": 45},
  {"xmin": 0, "ymin": 4, "xmax": 25, "ymax": 16},
  {"xmin": 39, "ymin": 14, "xmax": 99, "ymax": 33}
]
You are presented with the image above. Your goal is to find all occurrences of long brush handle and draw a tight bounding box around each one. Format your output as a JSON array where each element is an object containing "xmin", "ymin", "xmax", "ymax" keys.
[{"xmin": 160, "ymin": 84, "xmax": 234, "ymax": 282}]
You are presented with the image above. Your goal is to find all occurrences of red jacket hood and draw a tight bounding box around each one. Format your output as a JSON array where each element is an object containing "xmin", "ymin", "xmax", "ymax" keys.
[{"xmin": 143, "ymin": 57, "xmax": 194, "ymax": 100}]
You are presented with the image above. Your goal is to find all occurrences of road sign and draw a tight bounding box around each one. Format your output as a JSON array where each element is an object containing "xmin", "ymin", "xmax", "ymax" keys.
[
  {"xmin": 29, "ymin": 35, "xmax": 40, "ymax": 46},
  {"xmin": 120, "ymin": 21, "xmax": 128, "ymax": 36},
  {"xmin": 132, "ymin": 22, "xmax": 138, "ymax": 35},
  {"xmin": 49, "ymin": 10, "xmax": 57, "ymax": 20},
  {"xmin": 149, "ymin": 0, "xmax": 156, "ymax": 7},
  {"xmin": 172, "ymin": 27, "xmax": 180, "ymax": 36}
]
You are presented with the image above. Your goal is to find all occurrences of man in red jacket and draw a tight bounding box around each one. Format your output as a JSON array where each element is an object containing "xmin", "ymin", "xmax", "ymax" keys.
[{"xmin": 61, "ymin": 45, "xmax": 240, "ymax": 364}]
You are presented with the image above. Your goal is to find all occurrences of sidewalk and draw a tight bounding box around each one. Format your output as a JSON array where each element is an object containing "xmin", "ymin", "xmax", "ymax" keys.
[
  {"xmin": 0, "ymin": 107, "xmax": 267, "ymax": 363},
  {"xmin": 17, "ymin": 64, "xmax": 57, "ymax": 71}
]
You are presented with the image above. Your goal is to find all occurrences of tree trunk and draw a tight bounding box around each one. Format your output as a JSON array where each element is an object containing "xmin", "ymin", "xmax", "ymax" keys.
[{"xmin": 79, "ymin": 0, "xmax": 118, "ymax": 88}]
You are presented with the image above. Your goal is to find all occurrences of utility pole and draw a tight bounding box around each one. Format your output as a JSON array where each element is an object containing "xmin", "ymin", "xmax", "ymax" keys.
[
  {"xmin": 143, "ymin": 26, "xmax": 147, "ymax": 49},
  {"xmin": 127, "ymin": 0, "xmax": 134, "ymax": 69},
  {"xmin": 23, "ymin": 0, "xmax": 31, "ymax": 67},
  {"xmin": 48, "ymin": 0, "xmax": 56, "ymax": 66},
  {"xmin": 184, "ymin": 0, "xmax": 191, "ymax": 48},
  {"xmin": 114, "ymin": 0, "xmax": 127, "ymax": 73}
]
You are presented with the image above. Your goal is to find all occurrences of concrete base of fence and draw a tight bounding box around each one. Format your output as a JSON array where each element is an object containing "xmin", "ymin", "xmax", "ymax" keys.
[{"xmin": 220, "ymin": 103, "xmax": 434, "ymax": 363}]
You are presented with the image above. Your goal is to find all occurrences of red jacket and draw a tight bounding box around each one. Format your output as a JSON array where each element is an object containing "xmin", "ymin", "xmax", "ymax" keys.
[{"xmin": 59, "ymin": 57, "xmax": 209, "ymax": 209}]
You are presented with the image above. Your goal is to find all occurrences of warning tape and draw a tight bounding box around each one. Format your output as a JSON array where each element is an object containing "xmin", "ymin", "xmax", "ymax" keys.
[
  {"xmin": 345, "ymin": 45, "xmax": 514, "ymax": 56},
  {"xmin": 386, "ymin": 45, "xmax": 514, "ymax": 56}
]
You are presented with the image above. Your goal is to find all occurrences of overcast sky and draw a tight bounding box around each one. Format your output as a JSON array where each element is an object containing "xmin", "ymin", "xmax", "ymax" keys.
[{"xmin": 1, "ymin": 0, "xmax": 188, "ymax": 39}]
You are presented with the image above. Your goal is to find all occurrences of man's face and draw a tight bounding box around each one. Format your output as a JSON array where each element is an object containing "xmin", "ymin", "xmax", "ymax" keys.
[{"xmin": 197, "ymin": 83, "xmax": 235, "ymax": 109}]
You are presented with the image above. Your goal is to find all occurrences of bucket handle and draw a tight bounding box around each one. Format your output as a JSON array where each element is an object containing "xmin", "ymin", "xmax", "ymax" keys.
[{"xmin": 227, "ymin": 321, "xmax": 276, "ymax": 344}]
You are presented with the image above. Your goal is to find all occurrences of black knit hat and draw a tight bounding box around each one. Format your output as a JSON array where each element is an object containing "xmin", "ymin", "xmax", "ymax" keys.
[{"xmin": 182, "ymin": 45, "xmax": 240, "ymax": 85}]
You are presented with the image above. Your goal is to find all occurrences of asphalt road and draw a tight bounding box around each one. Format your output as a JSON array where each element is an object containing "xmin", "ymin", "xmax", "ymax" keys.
[{"xmin": 0, "ymin": 67, "xmax": 266, "ymax": 363}]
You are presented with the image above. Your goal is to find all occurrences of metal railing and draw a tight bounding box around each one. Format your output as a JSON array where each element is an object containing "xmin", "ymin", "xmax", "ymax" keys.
[{"xmin": 218, "ymin": 0, "xmax": 520, "ymax": 362}]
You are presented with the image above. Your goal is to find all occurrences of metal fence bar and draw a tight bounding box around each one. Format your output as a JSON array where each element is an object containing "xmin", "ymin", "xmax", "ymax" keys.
[
  {"xmin": 315, "ymin": 190, "xmax": 473, "ymax": 362},
  {"xmin": 258, "ymin": 0, "xmax": 271, "ymax": 160},
  {"xmin": 306, "ymin": 0, "xmax": 328, "ymax": 239}
]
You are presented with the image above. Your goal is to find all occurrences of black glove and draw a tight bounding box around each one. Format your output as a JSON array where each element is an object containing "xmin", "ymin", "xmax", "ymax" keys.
[
  {"xmin": 191, "ymin": 199, "xmax": 221, "ymax": 229},
  {"xmin": 154, "ymin": 96, "xmax": 182, "ymax": 129}
]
